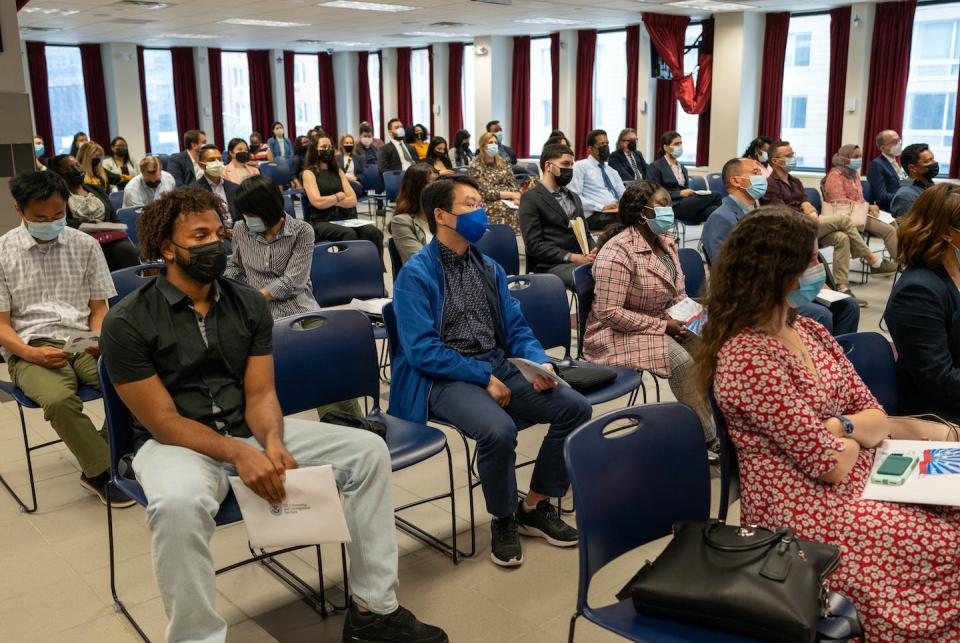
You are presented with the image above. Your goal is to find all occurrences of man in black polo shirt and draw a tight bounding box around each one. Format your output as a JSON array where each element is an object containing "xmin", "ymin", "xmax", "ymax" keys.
[{"xmin": 100, "ymin": 188, "xmax": 446, "ymax": 643}]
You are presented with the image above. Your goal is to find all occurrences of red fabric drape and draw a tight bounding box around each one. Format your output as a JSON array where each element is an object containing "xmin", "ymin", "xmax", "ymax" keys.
[
  {"xmin": 654, "ymin": 79, "xmax": 676, "ymax": 146},
  {"xmin": 283, "ymin": 50, "xmax": 297, "ymax": 141},
  {"xmin": 427, "ymin": 45, "xmax": 435, "ymax": 134},
  {"xmin": 447, "ymin": 43, "xmax": 464, "ymax": 140},
  {"xmin": 863, "ymin": 1, "xmax": 917, "ymax": 166},
  {"xmin": 574, "ymin": 30, "xmax": 597, "ymax": 158},
  {"xmin": 136, "ymin": 46, "xmax": 152, "ymax": 152},
  {"xmin": 247, "ymin": 50, "xmax": 273, "ymax": 139},
  {"xmin": 626, "ymin": 25, "xmax": 641, "ymax": 128},
  {"xmin": 550, "ymin": 33, "xmax": 560, "ymax": 130},
  {"xmin": 358, "ymin": 52, "xmax": 373, "ymax": 129},
  {"xmin": 377, "ymin": 51, "xmax": 385, "ymax": 138},
  {"xmin": 757, "ymin": 12, "xmax": 791, "ymax": 141},
  {"xmin": 511, "ymin": 36, "xmax": 531, "ymax": 159},
  {"xmin": 396, "ymin": 47, "xmax": 413, "ymax": 126},
  {"xmin": 171, "ymin": 47, "xmax": 200, "ymax": 145},
  {"xmin": 208, "ymin": 48, "xmax": 224, "ymax": 149},
  {"xmin": 17, "ymin": 0, "xmax": 32, "ymax": 9},
  {"xmin": 25, "ymin": 42, "xmax": 53, "ymax": 154},
  {"xmin": 695, "ymin": 18, "xmax": 715, "ymax": 167},
  {"xmin": 318, "ymin": 52, "xmax": 338, "ymax": 142},
  {"xmin": 825, "ymin": 7, "xmax": 851, "ymax": 170},
  {"xmin": 79, "ymin": 44, "xmax": 110, "ymax": 145}
]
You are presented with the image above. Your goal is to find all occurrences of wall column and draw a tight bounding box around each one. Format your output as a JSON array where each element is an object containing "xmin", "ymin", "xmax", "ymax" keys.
[
  {"xmin": 101, "ymin": 43, "xmax": 146, "ymax": 159},
  {"xmin": 334, "ymin": 51, "xmax": 359, "ymax": 138},
  {"xmin": 194, "ymin": 48, "xmax": 215, "ymax": 146}
]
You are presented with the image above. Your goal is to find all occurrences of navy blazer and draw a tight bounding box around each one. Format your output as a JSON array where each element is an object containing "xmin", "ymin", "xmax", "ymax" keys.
[
  {"xmin": 167, "ymin": 150, "xmax": 198, "ymax": 187},
  {"xmin": 885, "ymin": 265, "xmax": 960, "ymax": 422},
  {"xmin": 646, "ymin": 156, "xmax": 688, "ymax": 201},
  {"xmin": 701, "ymin": 195, "xmax": 753, "ymax": 265},
  {"xmin": 191, "ymin": 175, "xmax": 240, "ymax": 225},
  {"xmin": 608, "ymin": 149, "xmax": 649, "ymax": 182},
  {"xmin": 518, "ymin": 182, "xmax": 594, "ymax": 274},
  {"xmin": 866, "ymin": 155, "xmax": 901, "ymax": 211}
]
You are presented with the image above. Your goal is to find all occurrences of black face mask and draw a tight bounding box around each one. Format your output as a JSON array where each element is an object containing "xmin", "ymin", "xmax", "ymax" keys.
[
  {"xmin": 235, "ymin": 151, "xmax": 250, "ymax": 164},
  {"xmin": 91, "ymin": 157, "xmax": 102, "ymax": 169},
  {"xmin": 462, "ymin": 141, "xmax": 471, "ymax": 149},
  {"xmin": 344, "ymin": 145, "xmax": 355, "ymax": 154},
  {"xmin": 597, "ymin": 145, "xmax": 611, "ymax": 162},
  {"xmin": 250, "ymin": 142, "xmax": 261, "ymax": 151},
  {"xmin": 65, "ymin": 167, "xmax": 85, "ymax": 186},
  {"xmin": 318, "ymin": 148, "xmax": 335, "ymax": 164},
  {"xmin": 923, "ymin": 162, "xmax": 940, "ymax": 181},
  {"xmin": 145, "ymin": 179, "xmax": 162, "ymax": 189},
  {"xmin": 626, "ymin": 140, "xmax": 637, "ymax": 152},
  {"xmin": 555, "ymin": 167, "xmax": 574, "ymax": 187},
  {"xmin": 173, "ymin": 240, "xmax": 227, "ymax": 285},
  {"xmin": 115, "ymin": 146, "xmax": 128, "ymax": 156},
  {"xmin": 418, "ymin": 132, "xmax": 426, "ymax": 141}
]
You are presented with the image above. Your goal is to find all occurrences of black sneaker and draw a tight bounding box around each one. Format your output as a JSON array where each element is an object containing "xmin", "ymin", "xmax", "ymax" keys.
[
  {"xmin": 80, "ymin": 472, "xmax": 136, "ymax": 508},
  {"xmin": 342, "ymin": 603, "xmax": 448, "ymax": 643},
  {"xmin": 490, "ymin": 514, "xmax": 523, "ymax": 567},
  {"xmin": 517, "ymin": 499, "xmax": 578, "ymax": 547}
]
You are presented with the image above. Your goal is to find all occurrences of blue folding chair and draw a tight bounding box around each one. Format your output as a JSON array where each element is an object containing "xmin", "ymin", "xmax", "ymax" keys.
[
  {"xmin": 514, "ymin": 173, "xmax": 532, "ymax": 188},
  {"xmin": 805, "ymin": 187, "xmax": 823, "ymax": 212},
  {"xmin": 835, "ymin": 332, "xmax": 899, "ymax": 414},
  {"xmin": 386, "ymin": 237, "xmax": 403, "ymax": 283},
  {"xmin": 109, "ymin": 263, "xmax": 164, "ymax": 307},
  {"xmin": 281, "ymin": 188, "xmax": 305, "ymax": 219},
  {"xmin": 706, "ymin": 172, "xmax": 726, "ymax": 197},
  {"xmin": 361, "ymin": 165, "xmax": 385, "ymax": 194},
  {"xmin": 861, "ymin": 180, "xmax": 873, "ymax": 204},
  {"xmin": 0, "ymin": 356, "xmax": 101, "ymax": 513},
  {"xmin": 383, "ymin": 170, "xmax": 403, "ymax": 205},
  {"xmin": 156, "ymin": 154, "xmax": 170, "ymax": 171},
  {"xmin": 688, "ymin": 175, "xmax": 707, "ymax": 191},
  {"xmin": 678, "ymin": 247, "xmax": 706, "ymax": 299},
  {"xmin": 474, "ymin": 224, "xmax": 520, "ymax": 276},
  {"xmin": 109, "ymin": 190, "xmax": 124, "ymax": 211},
  {"xmin": 259, "ymin": 159, "xmax": 291, "ymax": 186},
  {"xmin": 116, "ymin": 207, "xmax": 141, "ymax": 248}
]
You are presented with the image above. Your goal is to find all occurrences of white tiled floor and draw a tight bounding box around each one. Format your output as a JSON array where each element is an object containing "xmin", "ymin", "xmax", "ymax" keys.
[{"xmin": 0, "ymin": 237, "xmax": 894, "ymax": 642}]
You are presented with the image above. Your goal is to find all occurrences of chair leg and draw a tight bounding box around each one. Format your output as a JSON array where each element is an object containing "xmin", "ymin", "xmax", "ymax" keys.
[
  {"xmin": 108, "ymin": 479, "xmax": 151, "ymax": 642},
  {"xmin": 0, "ymin": 402, "xmax": 52, "ymax": 514},
  {"xmin": 568, "ymin": 613, "xmax": 579, "ymax": 643}
]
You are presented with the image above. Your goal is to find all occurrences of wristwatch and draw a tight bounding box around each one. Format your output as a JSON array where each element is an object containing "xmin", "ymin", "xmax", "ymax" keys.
[{"xmin": 835, "ymin": 414, "xmax": 854, "ymax": 437}]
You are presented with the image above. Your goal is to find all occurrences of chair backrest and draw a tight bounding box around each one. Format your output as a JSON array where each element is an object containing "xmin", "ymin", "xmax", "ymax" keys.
[
  {"xmin": 706, "ymin": 172, "xmax": 727, "ymax": 196},
  {"xmin": 383, "ymin": 301, "xmax": 400, "ymax": 362},
  {"xmin": 688, "ymin": 175, "xmax": 707, "ymax": 191},
  {"xmin": 383, "ymin": 170, "xmax": 403, "ymax": 203},
  {"xmin": 109, "ymin": 190, "xmax": 124, "ymax": 211},
  {"xmin": 361, "ymin": 165, "xmax": 385, "ymax": 193},
  {"xmin": 156, "ymin": 154, "xmax": 170, "ymax": 171},
  {"xmin": 386, "ymin": 237, "xmax": 403, "ymax": 282},
  {"xmin": 506, "ymin": 274, "xmax": 571, "ymax": 357},
  {"xmin": 260, "ymin": 160, "xmax": 291, "ymax": 186},
  {"xmin": 513, "ymin": 173, "xmax": 531, "ymax": 188},
  {"xmin": 281, "ymin": 188, "xmax": 305, "ymax": 218},
  {"xmin": 282, "ymin": 192, "xmax": 295, "ymax": 217},
  {"xmin": 565, "ymin": 404, "xmax": 711, "ymax": 609},
  {"xmin": 98, "ymin": 359, "xmax": 135, "ymax": 480},
  {"xmin": 835, "ymin": 332, "xmax": 899, "ymax": 414},
  {"xmin": 474, "ymin": 224, "xmax": 520, "ymax": 275},
  {"xmin": 311, "ymin": 240, "xmax": 386, "ymax": 307},
  {"xmin": 572, "ymin": 263, "xmax": 595, "ymax": 358},
  {"xmin": 678, "ymin": 247, "xmax": 706, "ymax": 298},
  {"xmin": 116, "ymin": 207, "xmax": 142, "ymax": 247},
  {"xmin": 709, "ymin": 390, "xmax": 741, "ymax": 523},
  {"xmin": 109, "ymin": 262, "xmax": 164, "ymax": 307},
  {"xmin": 805, "ymin": 187, "xmax": 823, "ymax": 211},
  {"xmin": 860, "ymin": 179, "xmax": 873, "ymax": 204},
  {"xmin": 272, "ymin": 310, "xmax": 379, "ymax": 414}
]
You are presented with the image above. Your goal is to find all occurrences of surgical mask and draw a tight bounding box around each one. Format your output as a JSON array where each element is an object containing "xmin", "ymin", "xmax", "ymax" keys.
[
  {"xmin": 244, "ymin": 215, "xmax": 267, "ymax": 233},
  {"xmin": 203, "ymin": 160, "xmax": 225, "ymax": 178},
  {"xmin": 344, "ymin": 144, "xmax": 355, "ymax": 154},
  {"xmin": 65, "ymin": 167, "xmax": 86, "ymax": 186},
  {"xmin": 275, "ymin": 129, "xmax": 284, "ymax": 138},
  {"xmin": 318, "ymin": 148, "xmax": 335, "ymax": 164},
  {"xmin": 394, "ymin": 127, "xmax": 405, "ymax": 140},
  {"xmin": 145, "ymin": 179, "xmax": 162, "ymax": 189},
  {"xmin": 234, "ymin": 151, "xmax": 250, "ymax": 164},
  {"xmin": 34, "ymin": 144, "xmax": 44, "ymax": 157},
  {"xmin": 360, "ymin": 136, "xmax": 373, "ymax": 146},
  {"xmin": 889, "ymin": 143, "xmax": 903, "ymax": 157},
  {"xmin": 786, "ymin": 264, "xmax": 826, "ymax": 308},
  {"xmin": 626, "ymin": 140, "xmax": 637, "ymax": 152},
  {"xmin": 670, "ymin": 145, "xmax": 683, "ymax": 159},
  {"xmin": 783, "ymin": 157, "xmax": 797, "ymax": 171},
  {"xmin": 923, "ymin": 161, "xmax": 940, "ymax": 181},
  {"xmin": 494, "ymin": 131, "xmax": 504, "ymax": 144},
  {"xmin": 744, "ymin": 174, "xmax": 768, "ymax": 200},
  {"xmin": 848, "ymin": 158, "xmax": 862, "ymax": 171},
  {"xmin": 173, "ymin": 239, "xmax": 227, "ymax": 284},
  {"xmin": 758, "ymin": 151, "xmax": 769, "ymax": 164},
  {"xmin": 447, "ymin": 207, "xmax": 488, "ymax": 243},
  {"xmin": 643, "ymin": 206, "xmax": 675, "ymax": 235},
  {"xmin": 25, "ymin": 217, "xmax": 66, "ymax": 241},
  {"xmin": 597, "ymin": 145, "xmax": 611, "ymax": 162},
  {"xmin": 484, "ymin": 143, "xmax": 499, "ymax": 157},
  {"xmin": 555, "ymin": 166, "xmax": 574, "ymax": 187}
]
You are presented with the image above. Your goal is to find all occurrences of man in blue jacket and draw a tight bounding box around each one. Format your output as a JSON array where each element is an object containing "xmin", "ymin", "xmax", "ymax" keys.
[
  {"xmin": 866, "ymin": 130, "xmax": 906, "ymax": 212},
  {"xmin": 389, "ymin": 175, "xmax": 592, "ymax": 568}
]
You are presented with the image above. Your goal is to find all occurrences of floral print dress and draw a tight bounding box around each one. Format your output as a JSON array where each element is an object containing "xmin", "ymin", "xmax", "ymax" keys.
[{"xmin": 469, "ymin": 156, "xmax": 519, "ymax": 233}]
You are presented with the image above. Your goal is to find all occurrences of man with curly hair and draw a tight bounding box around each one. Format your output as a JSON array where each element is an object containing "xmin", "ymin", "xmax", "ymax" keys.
[{"xmin": 99, "ymin": 188, "xmax": 447, "ymax": 643}]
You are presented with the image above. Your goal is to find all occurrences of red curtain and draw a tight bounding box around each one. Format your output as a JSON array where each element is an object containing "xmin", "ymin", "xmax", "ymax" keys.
[
  {"xmin": 757, "ymin": 12, "xmax": 791, "ymax": 141},
  {"xmin": 318, "ymin": 52, "xmax": 338, "ymax": 142},
  {"xmin": 136, "ymin": 46, "xmax": 152, "ymax": 152},
  {"xmin": 654, "ymin": 79, "xmax": 676, "ymax": 146},
  {"xmin": 283, "ymin": 50, "xmax": 296, "ymax": 140},
  {"xmin": 448, "ymin": 43, "xmax": 464, "ymax": 140},
  {"xmin": 550, "ymin": 33, "xmax": 560, "ymax": 130},
  {"xmin": 825, "ymin": 7, "xmax": 851, "ymax": 170},
  {"xmin": 574, "ymin": 29, "xmax": 597, "ymax": 158},
  {"xmin": 511, "ymin": 36, "xmax": 531, "ymax": 158},
  {"xmin": 396, "ymin": 47, "xmax": 413, "ymax": 126},
  {"xmin": 171, "ymin": 47, "xmax": 200, "ymax": 145},
  {"xmin": 79, "ymin": 44, "xmax": 110, "ymax": 145},
  {"xmin": 358, "ymin": 52, "xmax": 373, "ymax": 128},
  {"xmin": 863, "ymin": 0, "xmax": 917, "ymax": 164},
  {"xmin": 626, "ymin": 25, "xmax": 641, "ymax": 128},
  {"xmin": 25, "ymin": 42, "xmax": 53, "ymax": 153},
  {"xmin": 427, "ymin": 45, "xmax": 435, "ymax": 134},
  {"xmin": 695, "ymin": 18, "xmax": 715, "ymax": 167},
  {"xmin": 247, "ymin": 50, "xmax": 273, "ymax": 139},
  {"xmin": 208, "ymin": 48, "xmax": 224, "ymax": 149},
  {"xmin": 17, "ymin": 0, "xmax": 32, "ymax": 9},
  {"xmin": 378, "ymin": 51, "xmax": 385, "ymax": 137}
]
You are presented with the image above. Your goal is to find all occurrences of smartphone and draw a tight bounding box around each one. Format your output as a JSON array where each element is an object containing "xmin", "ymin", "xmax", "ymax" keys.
[{"xmin": 870, "ymin": 453, "xmax": 919, "ymax": 486}]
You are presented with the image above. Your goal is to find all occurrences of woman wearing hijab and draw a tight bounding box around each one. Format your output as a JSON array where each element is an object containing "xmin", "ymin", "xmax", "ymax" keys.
[{"xmin": 821, "ymin": 143, "xmax": 898, "ymax": 260}]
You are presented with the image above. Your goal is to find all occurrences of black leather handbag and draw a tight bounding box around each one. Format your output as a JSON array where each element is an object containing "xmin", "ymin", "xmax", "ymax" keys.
[
  {"xmin": 620, "ymin": 520, "xmax": 841, "ymax": 643},
  {"xmin": 555, "ymin": 363, "xmax": 617, "ymax": 392}
]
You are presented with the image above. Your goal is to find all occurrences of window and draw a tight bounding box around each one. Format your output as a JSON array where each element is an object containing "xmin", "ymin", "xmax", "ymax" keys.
[
  {"xmin": 221, "ymin": 51, "xmax": 252, "ymax": 143},
  {"xmin": 529, "ymin": 37, "xmax": 553, "ymax": 154},
  {"xmin": 410, "ymin": 48, "xmax": 430, "ymax": 130},
  {"xmin": 45, "ymin": 46, "xmax": 88, "ymax": 155},
  {"xmin": 294, "ymin": 54, "xmax": 321, "ymax": 138},
  {"xmin": 142, "ymin": 49, "xmax": 179, "ymax": 154},
  {"xmin": 903, "ymin": 3, "xmax": 960, "ymax": 171},
  {"xmin": 780, "ymin": 13, "xmax": 830, "ymax": 170},
  {"xmin": 463, "ymin": 44, "xmax": 475, "ymax": 136},
  {"xmin": 675, "ymin": 23, "xmax": 703, "ymax": 165},
  {"xmin": 593, "ymin": 30, "xmax": 627, "ymax": 142},
  {"xmin": 368, "ymin": 52, "xmax": 381, "ymax": 139}
]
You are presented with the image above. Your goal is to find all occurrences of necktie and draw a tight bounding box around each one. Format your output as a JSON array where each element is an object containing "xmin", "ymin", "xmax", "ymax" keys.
[
  {"xmin": 599, "ymin": 163, "xmax": 618, "ymax": 199},
  {"xmin": 893, "ymin": 159, "xmax": 907, "ymax": 181},
  {"xmin": 399, "ymin": 142, "xmax": 414, "ymax": 164},
  {"xmin": 626, "ymin": 153, "xmax": 641, "ymax": 179}
]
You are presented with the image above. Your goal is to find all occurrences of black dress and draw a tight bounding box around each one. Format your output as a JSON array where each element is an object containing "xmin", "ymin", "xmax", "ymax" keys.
[{"xmin": 304, "ymin": 168, "xmax": 385, "ymax": 267}]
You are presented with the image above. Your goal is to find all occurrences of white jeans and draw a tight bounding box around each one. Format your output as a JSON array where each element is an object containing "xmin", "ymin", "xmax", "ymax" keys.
[{"xmin": 133, "ymin": 418, "xmax": 399, "ymax": 643}]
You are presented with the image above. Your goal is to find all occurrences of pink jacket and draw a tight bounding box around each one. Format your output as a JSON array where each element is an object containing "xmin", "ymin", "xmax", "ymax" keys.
[{"xmin": 821, "ymin": 167, "xmax": 866, "ymax": 203}]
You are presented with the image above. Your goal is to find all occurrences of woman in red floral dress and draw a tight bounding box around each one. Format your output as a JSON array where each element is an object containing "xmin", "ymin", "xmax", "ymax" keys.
[{"xmin": 698, "ymin": 206, "xmax": 960, "ymax": 642}]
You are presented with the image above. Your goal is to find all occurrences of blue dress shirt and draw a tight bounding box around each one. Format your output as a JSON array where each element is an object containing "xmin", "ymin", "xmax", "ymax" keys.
[{"xmin": 570, "ymin": 157, "xmax": 625, "ymax": 215}]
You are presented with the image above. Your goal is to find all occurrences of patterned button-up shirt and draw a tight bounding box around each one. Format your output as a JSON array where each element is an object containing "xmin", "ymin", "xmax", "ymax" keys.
[{"xmin": 439, "ymin": 243, "xmax": 497, "ymax": 356}]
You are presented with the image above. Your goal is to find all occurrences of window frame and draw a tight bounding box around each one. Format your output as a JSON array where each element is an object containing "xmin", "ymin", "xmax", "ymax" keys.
[
  {"xmin": 409, "ymin": 47, "xmax": 431, "ymax": 132},
  {"xmin": 592, "ymin": 28, "xmax": 629, "ymax": 154},
  {"xmin": 141, "ymin": 47, "xmax": 180, "ymax": 155},
  {"xmin": 780, "ymin": 10, "xmax": 832, "ymax": 172},
  {"xmin": 528, "ymin": 35, "xmax": 553, "ymax": 158},
  {"xmin": 220, "ymin": 50, "xmax": 253, "ymax": 145},
  {"xmin": 676, "ymin": 21, "xmax": 704, "ymax": 167},
  {"xmin": 44, "ymin": 44, "xmax": 89, "ymax": 155},
  {"xmin": 292, "ymin": 53, "xmax": 322, "ymax": 140}
]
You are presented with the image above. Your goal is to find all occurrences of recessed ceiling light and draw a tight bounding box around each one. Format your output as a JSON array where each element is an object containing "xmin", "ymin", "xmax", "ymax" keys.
[
  {"xmin": 667, "ymin": 0, "xmax": 756, "ymax": 11},
  {"xmin": 327, "ymin": 40, "xmax": 375, "ymax": 47},
  {"xmin": 403, "ymin": 31, "xmax": 472, "ymax": 38},
  {"xmin": 22, "ymin": 7, "xmax": 80, "ymax": 16},
  {"xmin": 514, "ymin": 17, "xmax": 585, "ymax": 25},
  {"xmin": 317, "ymin": 1, "xmax": 419, "ymax": 12},
  {"xmin": 155, "ymin": 33, "xmax": 220, "ymax": 39},
  {"xmin": 219, "ymin": 18, "xmax": 311, "ymax": 27}
]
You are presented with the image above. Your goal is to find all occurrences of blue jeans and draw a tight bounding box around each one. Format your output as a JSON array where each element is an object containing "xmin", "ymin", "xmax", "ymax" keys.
[
  {"xmin": 428, "ymin": 350, "xmax": 592, "ymax": 519},
  {"xmin": 797, "ymin": 298, "xmax": 860, "ymax": 336}
]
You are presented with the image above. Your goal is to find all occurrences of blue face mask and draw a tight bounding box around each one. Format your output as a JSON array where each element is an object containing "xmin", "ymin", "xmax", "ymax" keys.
[
  {"xmin": 745, "ymin": 174, "xmax": 768, "ymax": 200},
  {"xmin": 784, "ymin": 156, "xmax": 798, "ymax": 172},
  {"xmin": 495, "ymin": 131, "xmax": 504, "ymax": 144},
  {"xmin": 26, "ymin": 217, "xmax": 66, "ymax": 242},
  {"xmin": 758, "ymin": 151, "xmax": 768, "ymax": 164},
  {"xmin": 484, "ymin": 143, "xmax": 499, "ymax": 157},
  {"xmin": 670, "ymin": 145, "xmax": 683, "ymax": 159},
  {"xmin": 448, "ymin": 207, "xmax": 488, "ymax": 243},
  {"xmin": 34, "ymin": 144, "xmax": 44, "ymax": 157},
  {"xmin": 848, "ymin": 158, "xmax": 862, "ymax": 171},
  {"xmin": 244, "ymin": 215, "xmax": 267, "ymax": 233},
  {"xmin": 787, "ymin": 264, "xmax": 826, "ymax": 308},
  {"xmin": 644, "ymin": 206, "xmax": 675, "ymax": 235}
]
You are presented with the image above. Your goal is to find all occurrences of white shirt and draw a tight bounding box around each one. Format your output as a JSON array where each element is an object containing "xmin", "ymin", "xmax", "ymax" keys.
[
  {"xmin": 121, "ymin": 171, "xmax": 176, "ymax": 209},
  {"xmin": 570, "ymin": 157, "xmax": 626, "ymax": 214},
  {"xmin": 0, "ymin": 225, "xmax": 115, "ymax": 358},
  {"xmin": 392, "ymin": 139, "xmax": 414, "ymax": 171},
  {"xmin": 208, "ymin": 179, "xmax": 231, "ymax": 225},
  {"xmin": 193, "ymin": 157, "xmax": 203, "ymax": 180}
]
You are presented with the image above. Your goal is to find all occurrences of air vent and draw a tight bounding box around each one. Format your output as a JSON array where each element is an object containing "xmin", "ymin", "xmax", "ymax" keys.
[
  {"xmin": 20, "ymin": 26, "xmax": 63, "ymax": 33},
  {"xmin": 295, "ymin": 39, "xmax": 325, "ymax": 44},
  {"xmin": 430, "ymin": 22, "xmax": 467, "ymax": 27},
  {"xmin": 113, "ymin": 0, "xmax": 171, "ymax": 9},
  {"xmin": 107, "ymin": 18, "xmax": 157, "ymax": 24}
]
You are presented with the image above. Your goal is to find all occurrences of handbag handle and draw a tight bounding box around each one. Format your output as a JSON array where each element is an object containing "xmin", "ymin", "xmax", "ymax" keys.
[{"xmin": 702, "ymin": 521, "xmax": 789, "ymax": 552}]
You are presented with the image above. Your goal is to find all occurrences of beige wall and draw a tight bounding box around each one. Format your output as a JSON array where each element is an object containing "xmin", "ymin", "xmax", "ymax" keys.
[{"xmin": 2, "ymin": 1, "xmax": 35, "ymax": 232}]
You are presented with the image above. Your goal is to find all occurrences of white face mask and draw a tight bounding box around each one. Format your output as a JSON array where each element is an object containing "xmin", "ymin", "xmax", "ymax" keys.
[
  {"xmin": 889, "ymin": 143, "xmax": 903, "ymax": 157},
  {"xmin": 204, "ymin": 160, "xmax": 225, "ymax": 178},
  {"xmin": 360, "ymin": 136, "xmax": 373, "ymax": 146}
]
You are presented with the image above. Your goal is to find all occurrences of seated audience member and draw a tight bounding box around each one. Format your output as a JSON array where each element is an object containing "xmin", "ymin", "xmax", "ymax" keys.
[
  {"xmin": 762, "ymin": 140, "xmax": 895, "ymax": 303},
  {"xmin": 885, "ymin": 183, "xmax": 960, "ymax": 422},
  {"xmin": 583, "ymin": 180, "xmax": 716, "ymax": 452},
  {"xmin": 223, "ymin": 138, "xmax": 261, "ymax": 185},
  {"xmin": 49, "ymin": 154, "xmax": 140, "ymax": 270},
  {"xmin": 33, "ymin": 135, "xmax": 46, "ymax": 170},
  {"xmin": 867, "ymin": 130, "xmax": 906, "ymax": 212},
  {"xmin": 453, "ymin": 129, "xmax": 474, "ymax": 167},
  {"xmin": 702, "ymin": 206, "xmax": 960, "ymax": 643},
  {"xmin": 77, "ymin": 142, "xmax": 109, "ymax": 191},
  {"xmin": 248, "ymin": 132, "xmax": 273, "ymax": 162},
  {"xmin": 410, "ymin": 124, "xmax": 430, "ymax": 160},
  {"xmin": 302, "ymin": 135, "xmax": 385, "ymax": 255},
  {"xmin": 389, "ymin": 175, "xmax": 592, "ymax": 567},
  {"xmin": 337, "ymin": 134, "xmax": 359, "ymax": 181},
  {"xmin": 360, "ymin": 121, "xmax": 383, "ymax": 147},
  {"xmin": 570, "ymin": 129, "xmax": 625, "ymax": 231},
  {"xmin": 647, "ymin": 131, "xmax": 721, "ymax": 224},
  {"xmin": 608, "ymin": 128, "xmax": 648, "ymax": 182},
  {"xmin": 102, "ymin": 137, "xmax": 138, "ymax": 189},
  {"xmin": 821, "ymin": 144, "xmax": 898, "ymax": 258},
  {"xmin": 425, "ymin": 137, "xmax": 454, "ymax": 176},
  {"xmin": 290, "ymin": 136, "xmax": 310, "ymax": 188},
  {"xmin": 69, "ymin": 131, "xmax": 88, "ymax": 158},
  {"xmin": 99, "ymin": 188, "xmax": 447, "ymax": 643},
  {"xmin": 742, "ymin": 135, "xmax": 774, "ymax": 177},
  {"xmin": 266, "ymin": 121, "xmax": 292, "ymax": 160},
  {"xmin": 191, "ymin": 144, "xmax": 239, "ymax": 236},
  {"xmin": 122, "ymin": 156, "xmax": 176, "ymax": 209},
  {"xmin": 891, "ymin": 143, "xmax": 937, "ymax": 218},
  {"xmin": 387, "ymin": 162, "xmax": 438, "ymax": 264},
  {"xmin": 485, "ymin": 120, "xmax": 518, "ymax": 166},
  {"xmin": 168, "ymin": 129, "xmax": 207, "ymax": 187},
  {"xmin": 519, "ymin": 143, "xmax": 595, "ymax": 287},
  {"xmin": 356, "ymin": 123, "xmax": 381, "ymax": 170},
  {"xmin": 469, "ymin": 131, "xmax": 523, "ymax": 233},
  {"xmin": 703, "ymin": 158, "xmax": 859, "ymax": 336},
  {"xmin": 544, "ymin": 133, "xmax": 570, "ymax": 148},
  {"xmin": 378, "ymin": 118, "xmax": 418, "ymax": 174},
  {"xmin": 0, "ymin": 171, "xmax": 132, "ymax": 507}
]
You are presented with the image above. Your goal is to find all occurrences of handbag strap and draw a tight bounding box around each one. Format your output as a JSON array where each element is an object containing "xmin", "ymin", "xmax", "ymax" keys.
[{"xmin": 702, "ymin": 521, "xmax": 787, "ymax": 552}]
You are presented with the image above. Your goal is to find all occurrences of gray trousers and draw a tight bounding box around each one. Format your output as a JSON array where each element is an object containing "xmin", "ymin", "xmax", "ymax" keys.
[{"xmin": 818, "ymin": 214, "xmax": 872, "ymax": 286}]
